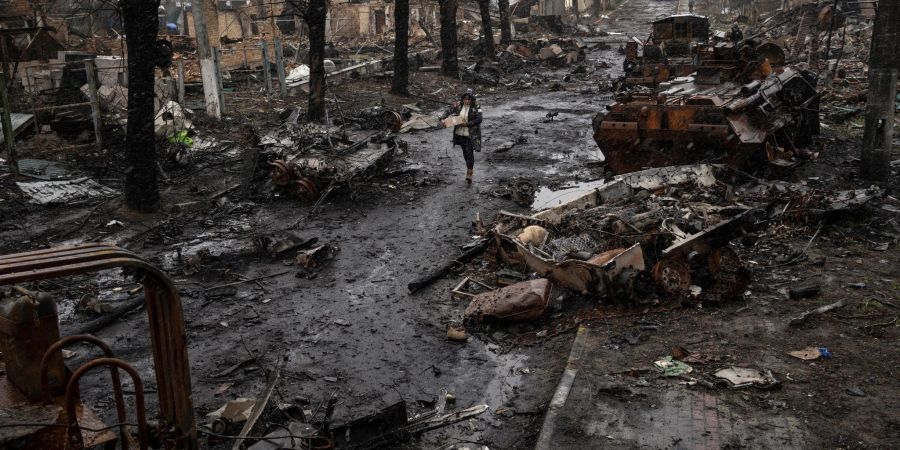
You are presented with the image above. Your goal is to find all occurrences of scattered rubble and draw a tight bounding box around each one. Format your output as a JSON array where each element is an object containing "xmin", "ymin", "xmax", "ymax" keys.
[{"xmin": 1, "ymin": 0, "xmax": 897, "ymax": 449}]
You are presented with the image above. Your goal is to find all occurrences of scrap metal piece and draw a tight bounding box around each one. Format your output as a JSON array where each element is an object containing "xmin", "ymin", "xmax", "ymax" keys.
[
  {"xmin": 661, "ymin": 209, "xmax": 754, "ymax": 260},
  {"xmin": 63, "ymin": 358, "xmax": 149, "ymax": 450},
  {"xmin": 0, "ymin": 402, "xmax": 116, "ymax": 450},
  {"xmin": 495, "ymin": 237, "xmax": 646, "ymax": 299},
  {"xmin": 0, "ymin": 404, "xmax": 61, "ymax": 444},
  {"xmin": 656, "ymin": 211, "xmax": 753, "ymax": 301},
  {"xmin": 230, "ymin": 370, "xmax": 280, "ymax": 450},
  {"xmin": 40, "ymin": 335, "xmax": 131, "ymax": 447},
  {"xmin": 704, "ymin": 255, "xmax": 750, "ymax": 302},
  {"xmin": 651, "ymin": 258, "xmax": 691, "ymax": 297},
  {"xmin": 269, "ymin": 160, "xmax": 294, "ymax": 186},
  {"xmin": 331, "ymin": 401, "xmax": 408, "ymax": 449},
  {"xmin": 15, "ymin": 178, "xmax": 120, "ymax": 205},
  {"xmin": 465, "ymin": 278, "xmax": 552, "ymax": 322},
  {"xmin": 293, "ymin": 177, "xmax": 319, "ymax": 202},
  {"xmin": 382, "ymin": 110, "xmax": 403, "ymax": 133}
]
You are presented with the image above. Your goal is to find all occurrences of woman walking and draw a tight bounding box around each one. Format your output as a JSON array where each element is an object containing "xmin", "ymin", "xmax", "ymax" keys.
[{"xmin": 441, "ymin": 89, "xmax": 483, "ymax": 184}]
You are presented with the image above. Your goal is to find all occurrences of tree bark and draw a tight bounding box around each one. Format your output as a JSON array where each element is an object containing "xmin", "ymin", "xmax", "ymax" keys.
[
  {"xmin": 121, "ymin": 0, "xmax": 160, "ymax": 211},
  {"xmin": 439, "ymin": 0, "xmax": 459, "ymax": 76},
  {"xmin": 478, "ymin": 0, "xmax": 494, "ymax": 58},
  {"xmin": 306, "ymin": 0, "xmax": 327, "ymax": 122},
  {"xmin": 391, "ymin": 0, "xmax": 410, "ymax": 95},
  {"xmin": 859, "ymin": 0, "xmax": 898, "ymax": 182},
  {"xmin": 499, "ymin": 0, "xmax": 511, "ymax": 45}
]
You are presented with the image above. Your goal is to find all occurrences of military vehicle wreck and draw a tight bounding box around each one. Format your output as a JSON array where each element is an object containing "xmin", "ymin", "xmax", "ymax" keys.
[
  {"xmin": 594, "ymin": 67, "xmax": 820, "ymax": 174},
  {"xmin": 623, "ymin": 14, "xmax": 785, "ymax": 88}
]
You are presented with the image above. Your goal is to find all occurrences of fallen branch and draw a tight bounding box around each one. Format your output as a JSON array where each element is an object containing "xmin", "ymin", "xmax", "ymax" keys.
[
  {"xmin": 789, "ymin": 299, "xmax": 849, "ymax": 327},
  {"xmin": 408, "ymin": 238, "xmax": 491, "ymax": 293},
  {"xmin": 67, "ymin": 295, "xmax": 146, "ymax": 335}
]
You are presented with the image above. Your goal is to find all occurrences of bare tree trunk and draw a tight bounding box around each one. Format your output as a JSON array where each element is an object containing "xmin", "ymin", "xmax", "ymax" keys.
[
  {"xmin": 392, "ymin": 0, "xmax": 410, "ymax": 95},
  {"xmin": 478, "ymin": 0, "xmax": 494, "ymax": 58},
  {"xmin": 499, "ymin": 0, "xmax": 511, "ymax": 45},
  {"xmin": 439, "ymin": 0, "xmax": 459, "ymax": 76},
  {"xmin": 121, "ymin": 0, "xmax": 160, "ymax": 211},
  {"xmin": 860, "ymin": 0, "xmax": 898, "ymax": 182},
  {"xmin": 306, "ymin": 0, "xmax": 327, "ymax": 122}
]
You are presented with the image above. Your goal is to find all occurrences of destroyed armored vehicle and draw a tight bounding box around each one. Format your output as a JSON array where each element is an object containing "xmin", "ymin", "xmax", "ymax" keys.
[
  {"xmin": 623, "ymin": 14, "xmax": 785, "ymax": 88},
  {"xmin": 594, "ymin": 67, "xmax": 820, "ymax": 174}
]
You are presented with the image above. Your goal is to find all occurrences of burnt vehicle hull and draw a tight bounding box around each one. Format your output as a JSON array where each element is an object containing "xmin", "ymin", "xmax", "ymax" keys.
[
  {"xmin": 594, "ymin": 68, "xmax": 820, "ymax": 174},
  {"xmin": 622, "ymin": 13, "xmax": 787, "ymax": 88}
]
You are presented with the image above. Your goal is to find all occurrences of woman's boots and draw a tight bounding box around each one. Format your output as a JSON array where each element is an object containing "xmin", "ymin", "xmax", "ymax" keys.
[{"xmin": 466, "ymin": 168, "xmax": 473, "ymax": 184}]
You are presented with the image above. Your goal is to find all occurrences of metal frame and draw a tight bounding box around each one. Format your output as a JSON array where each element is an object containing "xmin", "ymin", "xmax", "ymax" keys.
[
  {"xmin": 40, "ymin": 335, "xmax": 132, "ymax": 448},
  {"xmin": 0, "ymin": 243, "xmax": 197, "ymax": 450}
]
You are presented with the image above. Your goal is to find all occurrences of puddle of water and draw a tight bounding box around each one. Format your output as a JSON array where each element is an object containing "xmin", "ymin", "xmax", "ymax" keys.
[{"xmin": 531, "ymin": 179, "xmax": 608, "ymax": 211}]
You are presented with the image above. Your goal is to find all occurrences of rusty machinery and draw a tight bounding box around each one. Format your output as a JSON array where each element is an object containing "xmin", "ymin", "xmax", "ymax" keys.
[
  {"xmin": 0, "ymin": 244, "xmax": 197, "ymax": 450},
  {"xmin": 624, "ymin": 38, "xmax": 785, "ymax": 88},
  {"xmin": 623, "ymin": 14, "xmax": 785, "ymax": 88},
  {"xmin": 594, "ymin": 67, "xmax": 820, "ymax": 174},
  {"xmin": 269, "ymin": 115, "xmax": 402, "ymax": 203}
]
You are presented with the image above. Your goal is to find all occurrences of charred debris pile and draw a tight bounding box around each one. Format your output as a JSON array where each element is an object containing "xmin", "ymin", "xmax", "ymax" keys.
[
  {"xmin": 421, "ymin": 164, "xmax": 886, "ymax": 331},
  {"xmin": 603, "ymin": 4, "xmax": 881, "ymax": 175},
  {"xmin": 416, "ymin": 10, "xmax": 895, "ymax": 337}
]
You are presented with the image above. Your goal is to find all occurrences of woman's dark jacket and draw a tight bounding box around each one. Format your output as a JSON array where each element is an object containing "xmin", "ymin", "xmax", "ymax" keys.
[{"xmin": 442, "ymin": 100, "xmax": 483, "ymax": 146}]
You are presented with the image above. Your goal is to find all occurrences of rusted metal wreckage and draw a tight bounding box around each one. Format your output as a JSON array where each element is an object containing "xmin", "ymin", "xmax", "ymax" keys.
[
  {"xmin": 452, "ymin": 164, "xmax": 882, "ymax": 320},
  {"xmin": 595, "ymin": 67, "xmax": 820, "ymax": 174},
  {"xmin": 623, "ymin": 14, "xmax": 785, "ymax": 88},
  {"xmin": 602, "ymin": 11, "xmax": 823, "ymax": 175},
  {"xmin": 488, "ymin": 165, "xmax": 752, "ymax": 306},
  {"xmin": 1, "ymin": 246, "xmax": 489, "ymax": 449},
  {"xmin": 267, "ymin": 131, "xmax": 401, "ymax": 202},
  {"xmin": 0, "ymin": 244, "xmax": 198, "ymax": 450}
]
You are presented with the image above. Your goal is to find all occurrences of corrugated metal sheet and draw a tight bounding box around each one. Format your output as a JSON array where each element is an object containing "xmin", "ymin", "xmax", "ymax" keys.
[{"xmin": 16, "ymin": 177, "xmax": 119, "ymax": 205}]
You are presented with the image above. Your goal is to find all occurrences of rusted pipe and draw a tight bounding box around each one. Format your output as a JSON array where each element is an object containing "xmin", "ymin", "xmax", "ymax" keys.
[
  {"xmin": 64, "ymin": 357, "xmax": 149, "ymax": 450},
  {"xmin": 40, "ymin": 335, "xmax": 131, "ymax": 449}
]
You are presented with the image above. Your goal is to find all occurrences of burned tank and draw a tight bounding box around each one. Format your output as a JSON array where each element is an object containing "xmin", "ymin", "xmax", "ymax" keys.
[
  {"xmin": 594, "ymin": 67, "xmax": 820, "ymax": 174},
  {"xmin": 622, "ymin": 14, "xmax": 786, "ymax": 88}
]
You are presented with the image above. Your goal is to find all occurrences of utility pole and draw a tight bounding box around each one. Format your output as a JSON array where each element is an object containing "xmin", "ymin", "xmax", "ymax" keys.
[
  {"xmin": 203, "ymin": 0, "xmax": 220, "ymax": 49},
  {"xmin": 859, "ymin": 0, "xmax": 898, "ymax": 182},
  {"xmin": 192, "ymin": 0, "xmax": 223, "ymax": 118}
]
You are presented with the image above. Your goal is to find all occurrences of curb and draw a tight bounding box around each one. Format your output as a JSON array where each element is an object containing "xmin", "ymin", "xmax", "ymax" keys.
[{"xmin": 534, "ymin": 325, "xmax": 589, "ymax": 450}]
